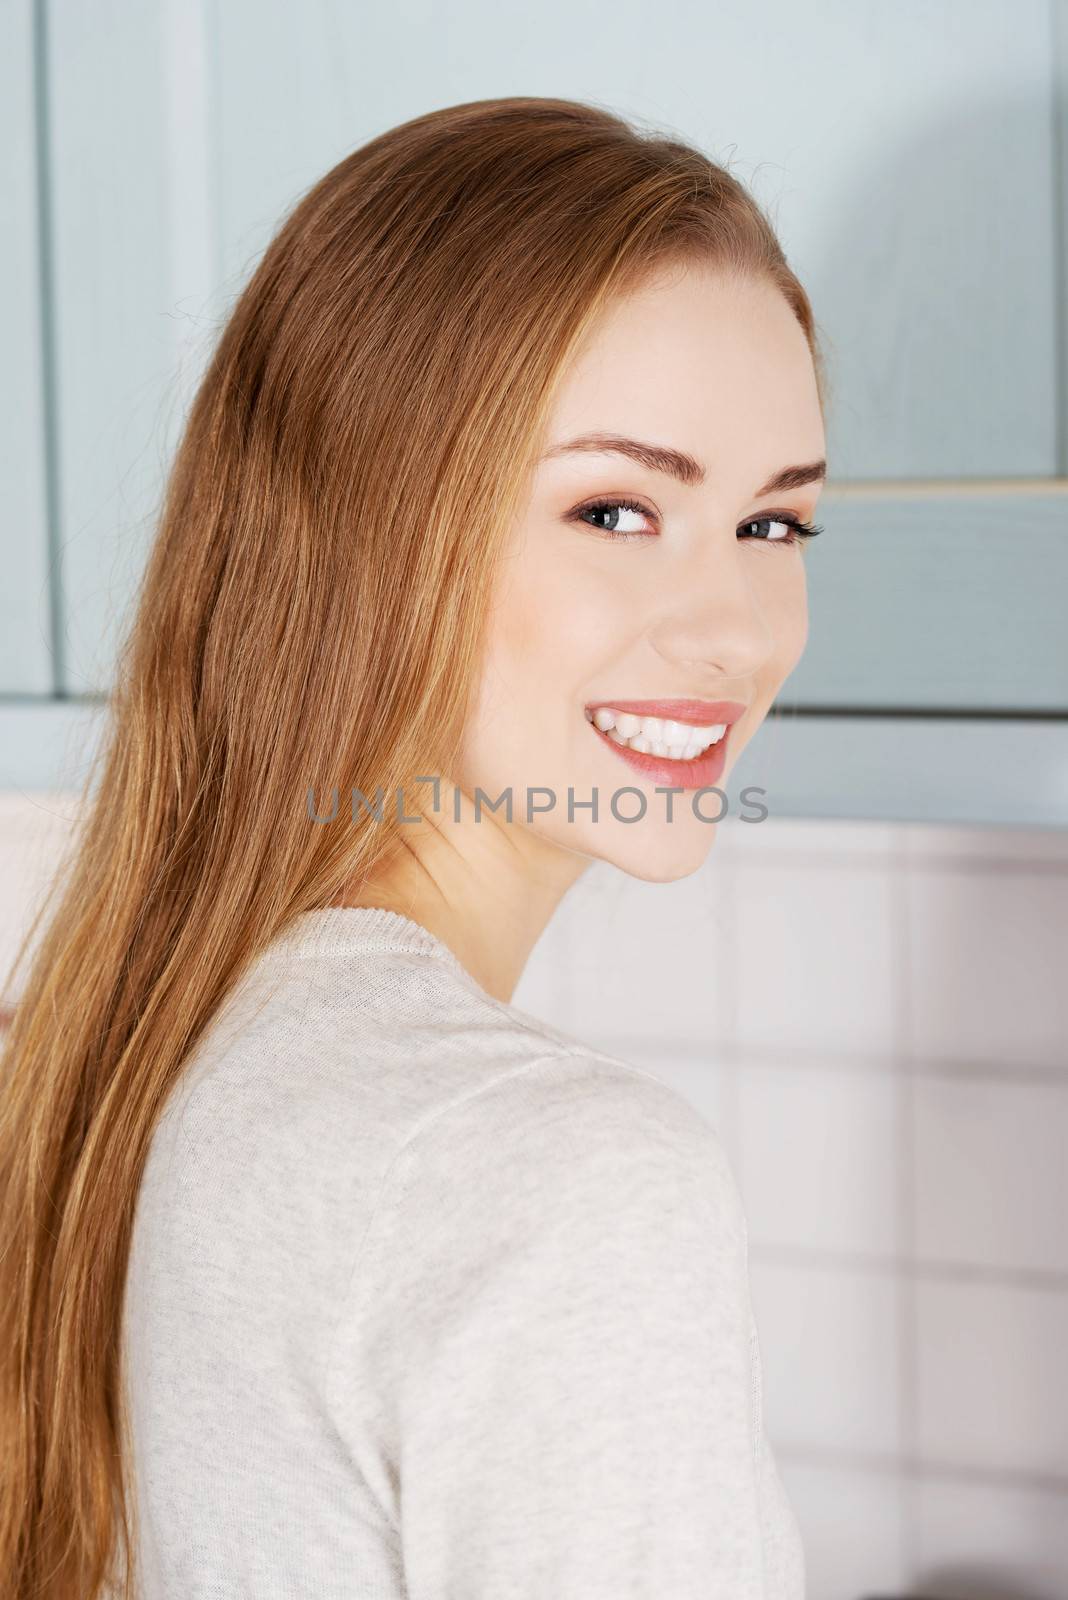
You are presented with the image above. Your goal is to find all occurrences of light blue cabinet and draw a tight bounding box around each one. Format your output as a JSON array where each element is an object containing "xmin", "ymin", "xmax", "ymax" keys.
[
  {"xmin": 3, "ymin": 0, "xmax": 1067, "ymax": 822},
  {"xmin": 793, "ymin": 488, "xmax": 1068, "ymax": 714},
  {"xmin": 44, "ymin": 0, "xmax": 215, "ymax": 694},
  {"xmin": 1, "ymin": 0, "xmax": 53, "ymax": 694}
]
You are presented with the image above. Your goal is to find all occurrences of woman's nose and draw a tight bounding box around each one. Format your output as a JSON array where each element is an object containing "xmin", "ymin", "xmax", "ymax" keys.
[{"xmin": 646, "ymin": 537, "xmax": 779, "ymax": 681}]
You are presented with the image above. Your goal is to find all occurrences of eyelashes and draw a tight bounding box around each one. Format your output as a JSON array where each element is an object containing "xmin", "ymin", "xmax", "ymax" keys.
[{"xmin": 569, "ymin": 496, "xmax": 824, "ymax": 549}]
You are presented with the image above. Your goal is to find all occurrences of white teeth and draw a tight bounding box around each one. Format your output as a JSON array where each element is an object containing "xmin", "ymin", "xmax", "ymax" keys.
[{"xmin": 586, "ymin": 707, "xmax": 728, "ymax": 760}]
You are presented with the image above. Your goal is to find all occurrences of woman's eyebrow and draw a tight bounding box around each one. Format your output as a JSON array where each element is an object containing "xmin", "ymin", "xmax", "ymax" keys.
[{"xmin": 539, "ymin": 431, "xmax": 826, "ymax": 496}]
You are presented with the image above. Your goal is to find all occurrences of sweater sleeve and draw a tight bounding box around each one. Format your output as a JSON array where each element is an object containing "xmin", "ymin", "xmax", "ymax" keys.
[{"xmin": 326, "ymin": 1052, "xmax": 770, "ymax": 1599}]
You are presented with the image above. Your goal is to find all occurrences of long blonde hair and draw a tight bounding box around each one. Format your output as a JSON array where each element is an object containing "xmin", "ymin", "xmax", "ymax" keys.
[{"xmin": 0, "ymin": 95, "xmax": 826, "ymax": 1598}]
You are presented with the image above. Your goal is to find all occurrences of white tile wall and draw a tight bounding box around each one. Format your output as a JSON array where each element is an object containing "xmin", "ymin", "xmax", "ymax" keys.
[
  {"xmin": 779, "ymin": 1458, "xmax": 908, "ymax": 1600},
  {"xmin": 749, "ymin": 1255, "xmax": 906, "ymax": 1461},
  {"xmin": 732, "ymin": 856, "xmax": 903, "ymax": 1059},
  {"xmin": 913, "ymin": 1073, "xmax": 1068, "ymax": 1275},
  {"xmin": 904, "ymin": 860, "xmax": 1068, "ymax": 1071},
  {"xmin": 3, "ymin": 793, "xmax": 1068, "ymax": 1597},
  {"xmin": 0, "ymin": 790, "xmax": 82, "ymax": 1015},
  {"xmin": 522, "ymin": 849, "xmax": 735, "ymax": 1055},
  {"xmin": 736, "ymin": 1057, "xmax": 902, "ymax": 1259},
  {"xmin": 914, "ymin": 1277, "xmax": 1068, "ymax": 1478},
  {"xmin": 912, "ymin": 1475, "xmax": 1068, "ymax": 1598}
]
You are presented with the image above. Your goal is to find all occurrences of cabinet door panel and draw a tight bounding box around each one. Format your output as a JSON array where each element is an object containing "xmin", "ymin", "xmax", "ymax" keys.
[
  {"xmin": 1, "ymin": 0, "xmax": 53, "ymax": 694},
  {"xmin": 786, "ymin": 490, "xmax": 1068, "ymax": 713},
  {"xmin": 211, "ymin": 0, "xmax": 1058, "ymax": 482},
  {"xmin": 47, "ymin": 0, "xmax": 214, "ymax": 695}
]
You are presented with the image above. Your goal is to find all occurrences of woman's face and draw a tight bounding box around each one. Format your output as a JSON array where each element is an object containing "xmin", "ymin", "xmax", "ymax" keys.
[{"xmin": 458, "ymin": 261, "xmax": 826, "ymax": 882}]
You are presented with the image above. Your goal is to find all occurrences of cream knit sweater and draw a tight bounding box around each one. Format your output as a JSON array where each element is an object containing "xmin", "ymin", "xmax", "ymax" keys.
[{"xmin": 120, "ymin": 905, "xmax": 805, "ymax": 1597}]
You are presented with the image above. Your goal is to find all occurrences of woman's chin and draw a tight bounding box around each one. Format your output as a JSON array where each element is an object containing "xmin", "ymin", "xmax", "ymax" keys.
[{"xmin": 573, "ymin": 819, "xmax": 721, "ymax": 884}]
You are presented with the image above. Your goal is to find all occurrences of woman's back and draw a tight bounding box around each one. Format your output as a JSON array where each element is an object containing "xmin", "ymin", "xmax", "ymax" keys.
[{"xmin": 120, "ymin": 905, "xmax": 804, "ymax": 1598}]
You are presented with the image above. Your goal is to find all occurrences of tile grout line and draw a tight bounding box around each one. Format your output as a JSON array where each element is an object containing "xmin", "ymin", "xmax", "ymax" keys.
[
  {"xmin": 895, "ymin": 824, "xmax": 921, "ymax": 1579},
  {"xmin": 597, "ymin": 1032, "xmax": 1068, "ymax": 1086},
  {"xmin": 742, "ymin": 1243, "xmax": 1068, "ymax": 1292},
  {"xmin": 716, "ymin": 845, "xmax": 744, "ymax": 1196},
  {"xmin": 774, "ymin": 1440, "xmax": 1068, "ymax": 1497}
]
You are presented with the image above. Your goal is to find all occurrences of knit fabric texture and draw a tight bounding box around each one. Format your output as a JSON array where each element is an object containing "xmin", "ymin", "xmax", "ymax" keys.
[{"xmin": 120, "ymin": 905, "xmax": 805, "ymax": 1597}]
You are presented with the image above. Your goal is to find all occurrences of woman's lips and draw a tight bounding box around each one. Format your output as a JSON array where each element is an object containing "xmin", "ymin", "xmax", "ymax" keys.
[
  {"xmin": 584, "ymin": 698, "xmax": 747, "ymax": 725},
  {"xmin": 587, "ymin": 717, "xmax": 735, "ymax": 793}
]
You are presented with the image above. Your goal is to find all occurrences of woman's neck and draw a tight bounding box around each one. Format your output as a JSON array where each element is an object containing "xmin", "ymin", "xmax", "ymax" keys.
[{"xmin": 333, "ymin": 786, "xmax": 590, "ymax": 1002}]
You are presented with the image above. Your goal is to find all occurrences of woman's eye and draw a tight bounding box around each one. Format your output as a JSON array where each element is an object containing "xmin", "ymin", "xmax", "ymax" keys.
[
  {"xmin": 739, "ymin": 515, "xmax": 824, "ymax": 548},
  {"xmin": 571, "ymin": 498, "xmax": 656, "ymax": 541}
]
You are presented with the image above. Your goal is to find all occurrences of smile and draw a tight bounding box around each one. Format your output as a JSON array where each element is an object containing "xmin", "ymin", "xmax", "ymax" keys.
[
  {"xmin": 581, "ymin": 698, "xmax": 747, "ymax": 793},
  {"xmin": 584, "ymin": 707, "xmax": 726, "ymax": 760}
]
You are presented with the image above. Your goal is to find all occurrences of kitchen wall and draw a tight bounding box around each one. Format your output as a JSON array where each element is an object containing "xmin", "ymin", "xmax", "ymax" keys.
[{"xmin": 3, "ymin": 790, "xmax": 1065, "ymax": 1599}]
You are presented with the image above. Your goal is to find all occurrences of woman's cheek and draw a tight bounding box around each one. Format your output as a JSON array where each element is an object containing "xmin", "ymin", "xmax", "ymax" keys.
[{"xmin": 506, "ymin": 554, "xmax": 627, "ymax": 687}]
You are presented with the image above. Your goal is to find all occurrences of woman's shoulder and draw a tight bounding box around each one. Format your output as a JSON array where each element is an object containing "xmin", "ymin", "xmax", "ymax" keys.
[
  {"xmin": 150, "ymin": 937, "xmax": 710, "ymax": 1164},
  {"xmin": 372, "ymin": 1043, "xmax": 745, "ymax": 1242},
  {"xmin": 134, "ymin": 941, "xmax": 744, "ymax": 1290}
]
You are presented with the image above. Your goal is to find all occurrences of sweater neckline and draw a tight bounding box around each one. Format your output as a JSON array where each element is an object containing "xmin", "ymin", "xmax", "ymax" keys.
[
  {"xmin": 264, "ymin": 904, "xmax": 468, "ymax": 978},
  {"xmin": 258, "ymin": 902, "xmax": 590, "ymax": 1072}
]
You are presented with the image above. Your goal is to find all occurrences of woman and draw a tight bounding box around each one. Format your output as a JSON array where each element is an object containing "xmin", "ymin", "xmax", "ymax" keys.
[{"xmin": 0, "ymin": 96, "xmax": 826, "ymax": 1598}]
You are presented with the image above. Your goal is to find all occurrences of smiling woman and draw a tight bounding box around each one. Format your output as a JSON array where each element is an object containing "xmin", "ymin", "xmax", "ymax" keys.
[{"xmin": 0, "ymin": 96, "xmax": 827, "ymax": 1600}]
